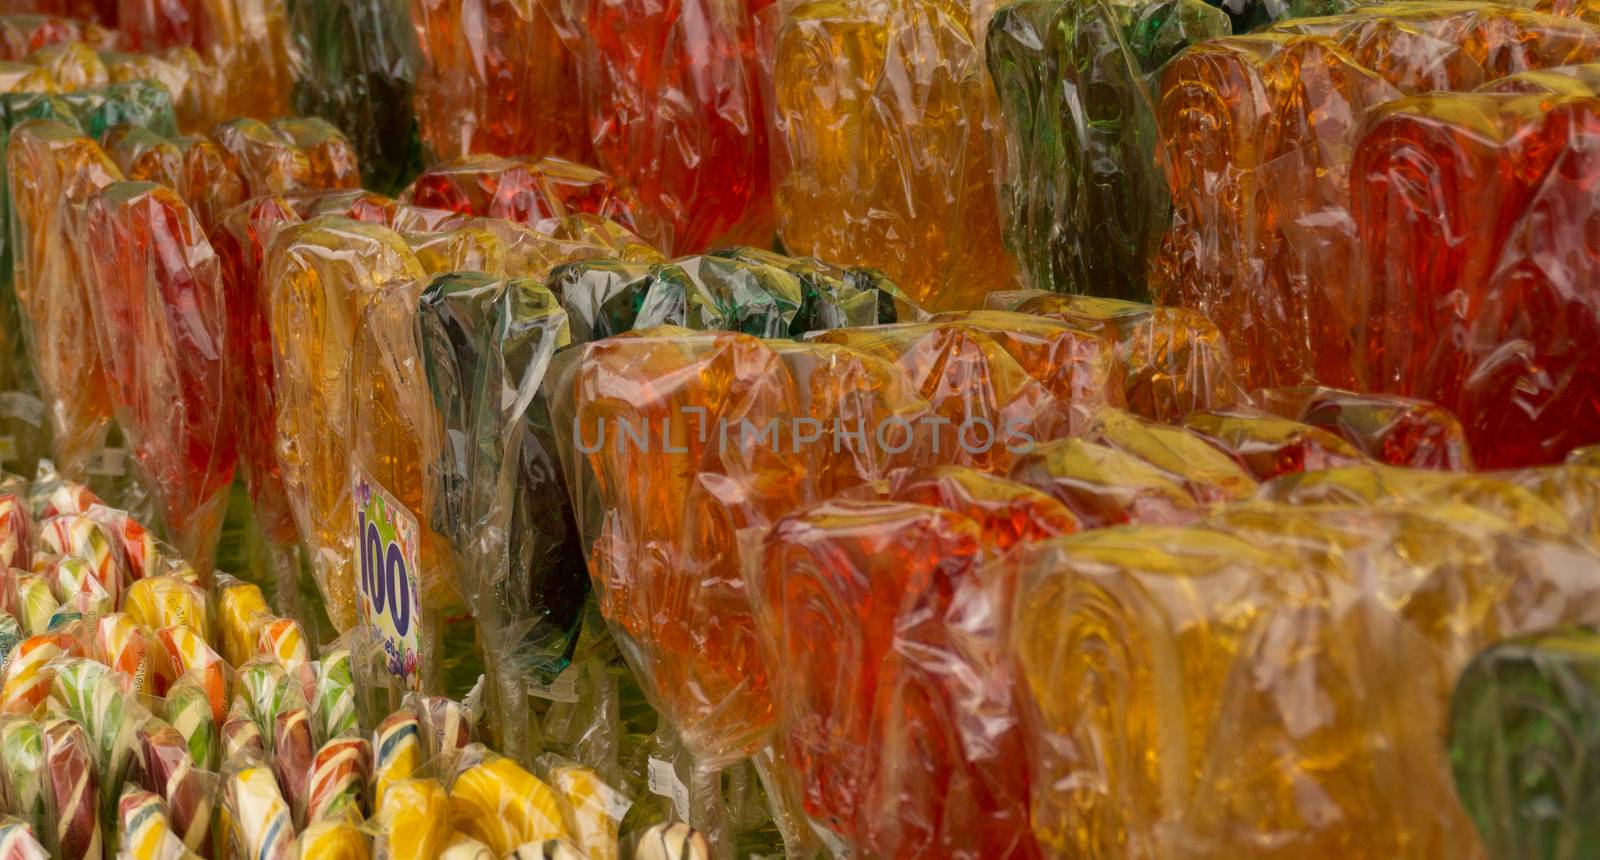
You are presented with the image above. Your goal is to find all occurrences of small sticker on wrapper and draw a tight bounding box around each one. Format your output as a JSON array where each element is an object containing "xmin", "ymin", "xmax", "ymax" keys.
[
  {"xmin": 0, "ymin": 392, "xmax": 43, "ymax": 428},
  {"xmin": 354, "ymin": 466, "xmax": 423, "ymax": 692},
  {"xmin": 646, "ymin": 757, "xmax": 689, "ymax": 820},
  {"xmin": 87, "ymin": 449, "xmax": 127, "ymax": 477},
  {"xmin": 526, "ymin": 665, "xmax": 579, "ymax": 703}
]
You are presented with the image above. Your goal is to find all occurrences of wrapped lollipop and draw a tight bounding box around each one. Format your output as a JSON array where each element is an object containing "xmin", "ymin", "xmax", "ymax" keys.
[
  {"xmin": 45, "ymin": 557, "xmax": 112, "ymax": 623},
  {"xmin": 312, "ymin": 647, "xmax": 356, "ymax": 741},
  {"xmin": 82, "ymin": 506, "xmax": 159, "ymax": 582},
  {"xmin": 155, "ymin": 627, "xmax": 230, "ymax": 722},
  {"xmin": 272, "ymin": 706, "xmax": 315, "ymax": 827},
  {"xmin": 255, "ymin": 616, "xmax": 308, "ymax": 670},
  {"xmin": 212, "ymin": 575, "xmax": 269, "ymax": 669},
  {"xmin": 48, "ymin": 658, "xmax": 141, "ymax": 824},
  {"xmin": 0, "ymin": 633, "xmax": 78, "ymax": 714},
  {"xmin": 306, "ymin": 737, "xmax": 369, "ymax": 824},
  {"xmin": 36, "ymin": 515, "xmax": 118, "ymax": 599},
  {"xmin": 40, "ymin": 719, "xmax": 99, "ymax": 860},
  {"xmin": 218, "ymin": 766, "xmax": 294, "ymax": 860},
  {"xmin": 412, "ymin": 694, "xmax": 472, "ymax": 764},
  {"xmin": 373, "ymin": 778, "xmax": 453, "ymax": 860},
  {"xmin": 221, "ymin": 714, "xmax": 265, "ymax": 766},
  {"xmin": 448, "ymin": 746, "xmax": 570, "ymax": 855},
  {"xmin": 12, "ymin": 576, "xmax": 55, "ymax": 635},
  {"xmin": 0, "ymin": 817, "xmax": 46, "ymax": 860},
  {"xmin": 123, "ymin": 577, "xmax": 208, "ymax": 639},
  {"xmin": 162, "ymin": 674, "xmax": 216, "ymax": 771},
  {"xmin": 26, "ymin": 477, "xmax": 100, "ymax": 522},
  {"xmin": 117, "ymin": 786, "xmax": 193, "ymax": 860},
  {"xmin": 233, "ymin": 657, "xmax": 290, "ymax": 736},
  {"xmin": 440, "ymin": 834, "xmax": 495, "ymax": 860},
  {"xmin": 295, "ymin": 820, "xmax": 367, "ymax": 860},
  {"xmin": 546, "ymin": 760, "xmax": 625, "ymax": 860},
  {"xmin": 0, "ymin": 496, "xmax": 28, "ymax": 571},
  {"xmin": 131, "ymin": 723, "xmax": 210, "ymax": 856},
  {"xmin": 90, "ymin": 613, "xmax": 170, "ymax": 699},
  {"xmin": 371, "ymin": 709, "xmax": 421, "ymax": 809},
  {"xmin": 0, "ymin": 718, "xmax": 44, "ymax": 832}
]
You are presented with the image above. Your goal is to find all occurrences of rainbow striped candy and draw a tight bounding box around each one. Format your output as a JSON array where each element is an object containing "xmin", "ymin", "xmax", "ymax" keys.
[
  {"xmin": 12, "ymin": 576, "xmax": 55, "ymax": 636},
  {"xmin": 37, "ymin": 516, "xmax": 117, "ymax": 600},
  {"xmin": 222, "ymin": 767, "xmax": 294, "ymax": 860},
  {"xmin": 0, "ymin": 633, "xmax": 76, "ymax": 715},
  {"xmin": 256, "ymin": 617, "xmax": 309, "ymax": 670},
  {"xmin": 371, "ymin": 710, "xmax": 422, "ymax": 809},
  {"xmin": 273, "ymin": 707, "xmax": 316, "ymax": 827},
  {"xmin": 117, "ymin": 786, "xmax": 191, "ymax": 860},
  {"xmin": 92, "ymin": 613, "xmax": 167, "ymax": 698},
  {"xmin": 157, "ymin": 627, "xmax": 230, "ymax": 722},
  {"xmin": 134, "ymin": 723, "xmax": 211, "ymax": 855},
  {"xmin": 41, "ymin": 719, "xmax": 100, "ymax": 860},
  {"xmin": 306, "ymin": 737, "xmax": 370, "ymax": 824},
  {"xmin": 0, "ymin": 815, "xmax": 47, "ymax": 860}
]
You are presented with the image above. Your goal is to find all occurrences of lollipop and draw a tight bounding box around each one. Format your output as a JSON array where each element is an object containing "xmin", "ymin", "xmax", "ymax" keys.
[
  {"xmin": 221, "ymin": 715, "xmax": 265, "ymax": 765},
  {"xmin": 91, "ymin": 613, "xmax": 170, "ymax": 698},
  {"xmin": 272, "ymin": 707, "xmax": 315, "ymax": 826},
  {"xmin": 12, "ymin": 576, "xmax": 54, "ymax": 635},
  {"xmin": 414, "ymin": 694, "xmax": 471, "ymax": 761},
  {"xmin": 0, "ymin": 633, "xmax": 76, "ymax": 714},
  {"xmin": 123, "ymin": 577, "xmax": 208, "ymax": 639},
  {"xmin": 220, "ymin": 767, "xmax": 294, "ymax": 860},
  {"xmin": 0, "ymin": 719, "xmax": 44, "ymax": 831},
  {"xmin": 156, "ymin": 626, "xmax": 230, "ymax": 721},
  {"xmin": 449, "ymin": 750, "xmax": 569, "ymax": 855},
  {"xmin": 373, "ymin": 778, "xmax": 453, "ymax": 860},
  {"xmin": 213, "ymin": 575, "xmax": 269, "ymax": 669},
  {"xmin": 41, "ymin": 719, "xmax": 99, "ymax": 860},
  {"xmin": 312, "ymin": 647, "xmax": 356, "ymax": 741},
  {"xmin": 83, "ymin": 506, "xmax": 160, "ymax": 582},
  {"xmin": 0, "ymin": 817, "xmax": 46, "ymax": 860},
  {"xmin": 295, "ymin": 820, "xmax": 368, "ymax": 860},
  {"xmin": 48, "ymin": 659, "xmax": 140, "ymax": 814},
  {"xmin": 37, "ymin": 515, "xmax": 117, "ymax": 598},
  {"xmin": 256, "ymin": 616, "xmax": 308, "ymax": 670},
  {"xmin": 549, "ymin": 762, "xmax": 624, "ymax": 860},
  {"xmin": 371, "ymin": 710, "xmax": 421, "ymax": 809},
  {"xmin": 45, "ymin": 557, "xmax": 111, "ymax": 622},
  {"xmin": 306, "ymin": 737, "xmax": 370, "ymax": 824},
  {"xmin": 161, "ymin": 676, "xmax": 214, "ymax": 771},
  {"xmin": 234, "ymin": 658, "xmax": 290, "ymax": 735},
  {"xmin": 117, "ymin": 786, "xmax": 191, "ymax": 860},
  {"xmin": 132, "ymin": 723, "xmax": 211, "ymax": 855}
]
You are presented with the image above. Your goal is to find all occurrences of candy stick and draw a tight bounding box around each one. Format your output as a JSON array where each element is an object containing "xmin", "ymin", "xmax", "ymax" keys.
[
  {"xmin": 133, "ymin": 723, "xmax": 211, "ymax": 856},
  {"xmin": 156, "ymin": 628, "xmax": 230, "ymax": 722},
  {"xmin": 0, "ymin": 633, "xmax": 77, "ymax": 715},
  {"xmin": 255, "ymin": 617, "xmax": 308, "ymax": 671},
  {"xmin": 162, "ymin": 675, "xmax": 216, "ymax": 771},
  {"xmin": 220, "ymin": 767, "xmax": 293, "ymax": 860},
  {"xmin": 373, "ymin": 778, "xmax": 452, "ymax": 860},
  {"xmin": 117, "ymin": 786, "xmax": 192, "ymax": 860},
  {"xmin": 221, "ymin": 715, "xmax": 265, "ymax": 766},
  {"xmin": 12, "ymin": 576, "xmax": 55, "ymax": 636},
  {"xmin": 306, "ymin": 737, "xmax": 369, "ymax": 824},
  {"xmin": 91, "ymin": 614, "xmax": 169, "ymax": 699},
  {"xmin": 312, "ymin": 648, "xmax": 356, "ymax": 742},
  {"xmin": 272, "ymin": 707, "xmax": 315, "ymax": 827},
  {"xmin": 370, "ymin": 710, "xmax": 421, "ymax": 810},
  {"xmin": 41, "ymin": 718, "xmax": 100, "ymax": 860},
  {"xmin": 0, "ymin": 718, "xmax": 44, "ymax": 833}
]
